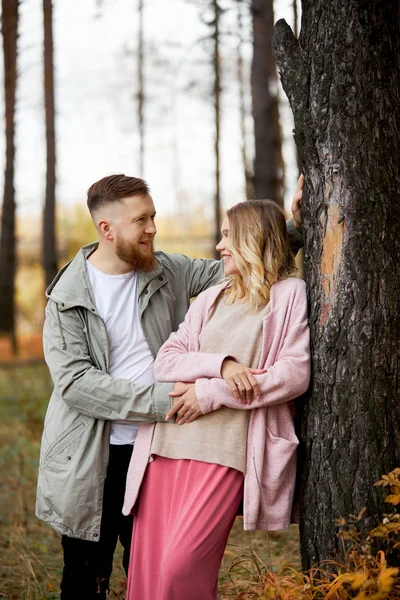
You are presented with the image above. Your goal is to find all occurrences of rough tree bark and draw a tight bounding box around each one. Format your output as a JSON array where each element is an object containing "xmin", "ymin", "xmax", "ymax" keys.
[
  {"xmin": 0, "ymin": 0, "xmax": 19, "ymax": 353},
  {"xmin": 43, "ymin": 0, "xmax": 58, "ymax": 289},
  {"xmin": 251, "ymin": 0, "xmax": 283, "ymax": 205},
  {"xmin": 273, "ymin": 1, "xmax": 400, "ymax": 569}
]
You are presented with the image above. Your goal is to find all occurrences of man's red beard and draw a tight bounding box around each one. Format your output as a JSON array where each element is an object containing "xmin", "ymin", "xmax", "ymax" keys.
[{"xmin": 115, "ymin": 234, "xmax": 156, "ymax": 272}]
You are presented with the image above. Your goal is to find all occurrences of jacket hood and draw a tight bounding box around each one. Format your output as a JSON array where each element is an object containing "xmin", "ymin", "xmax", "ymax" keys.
[{"xmin": 46, "ymin": 242, "xmax": 99, "ymax": 311}]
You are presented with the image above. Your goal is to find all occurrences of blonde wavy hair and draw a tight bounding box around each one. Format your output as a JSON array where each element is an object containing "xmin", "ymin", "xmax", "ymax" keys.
[{"xmin": 224, "ymin": 199, "xmax": 296, "ymax": 309}]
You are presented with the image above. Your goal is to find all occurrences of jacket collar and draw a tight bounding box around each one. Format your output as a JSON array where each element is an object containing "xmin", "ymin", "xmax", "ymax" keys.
[
  {"xmin": 137, "ymin": 261, "xmax": 164, "ymax": 297},
  {"xmin": 46, "ymin": 242, "xmax": 97, "ymax": 311},
  {"xmin": 47, "ymin": 241, "xmax": 165, "ymax": 311}
]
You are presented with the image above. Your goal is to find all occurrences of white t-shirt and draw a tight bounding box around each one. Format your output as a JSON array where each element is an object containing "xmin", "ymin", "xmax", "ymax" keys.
[{"xmin": 86, "ymin": 260, "xmax": 155, "ymax": 445}]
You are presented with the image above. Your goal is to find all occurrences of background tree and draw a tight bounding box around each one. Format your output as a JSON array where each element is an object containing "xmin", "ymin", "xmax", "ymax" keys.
[
  {"xmin": 190, "ymin": 0, "xmax": 225, "ymax": 256},
  {"xmin": 42, "ymin": 0, "xmax": 58, "ymax": 288},
  {"xmin": 292, "ymin": 0, "xmax": 298, "ymax": 38},
  {"xmin": 137, "ymin": 0, "xmax": 145, "ymax": 175},
  {"xmin": 273, "ymin": 0, "xmax": 400, "ymax": 569},
  {"xmin": 0, "ymin": 0, "xmax": 19, "ymax": 353},
  {"xmin": 251, "ymin": 0, "xmax": 283, "ymax": 205},
  {"xmin": 211, "ymin": 0, "xmax": 222, "ymax": 255},
  {"xmin": 235, "ymin": 0, "xmax": 253, "ymax": 200}
]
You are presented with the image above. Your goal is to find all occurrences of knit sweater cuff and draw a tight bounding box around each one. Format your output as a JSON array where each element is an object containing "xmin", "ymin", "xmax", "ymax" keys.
[{"xmin": 195, "ymin": 378, "xmax": 215, "ymax": 414}]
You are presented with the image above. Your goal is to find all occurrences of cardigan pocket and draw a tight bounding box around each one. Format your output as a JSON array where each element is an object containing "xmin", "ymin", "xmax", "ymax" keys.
[{"xmin": 261, "ymin": 427, "xmax": 298, "ymax": 508}]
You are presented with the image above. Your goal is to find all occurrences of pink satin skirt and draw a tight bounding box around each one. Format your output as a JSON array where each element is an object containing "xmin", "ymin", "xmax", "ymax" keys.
[{"xmin": 126, "ymin": 456, "xmax": 244, "ymax": 600}]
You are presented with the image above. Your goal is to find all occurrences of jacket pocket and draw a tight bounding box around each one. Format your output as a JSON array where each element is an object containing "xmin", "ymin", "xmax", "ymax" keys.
[{"xmin": 42, "ymin": 421, "xmax": 85, "ymax": 468}]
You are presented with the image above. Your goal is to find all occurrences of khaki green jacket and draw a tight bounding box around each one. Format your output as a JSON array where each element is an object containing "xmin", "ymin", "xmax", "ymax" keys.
[
  {"xmin": 36, "ymin": 222, "xmax": 303, "ymax": 541},
  {"xmin": 36, "ymin": 243, "xmax": 222, "ymax": 540}
]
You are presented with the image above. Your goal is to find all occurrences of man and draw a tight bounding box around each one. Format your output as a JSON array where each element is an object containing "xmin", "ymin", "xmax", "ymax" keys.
[{"xmin": 36, "ymin": 173, "xmax": 304, "ymax": 599}]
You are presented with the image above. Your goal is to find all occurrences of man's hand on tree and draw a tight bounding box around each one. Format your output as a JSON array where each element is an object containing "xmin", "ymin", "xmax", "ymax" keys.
[{"xmin": 291, "ymin": 173, "xmax": 304, "ymax": 229}]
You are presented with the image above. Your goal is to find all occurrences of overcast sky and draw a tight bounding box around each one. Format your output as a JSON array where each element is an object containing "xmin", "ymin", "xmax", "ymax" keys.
[{"xmin": 0, "ymin": 0, "xmax": 299, "ymax": 220}]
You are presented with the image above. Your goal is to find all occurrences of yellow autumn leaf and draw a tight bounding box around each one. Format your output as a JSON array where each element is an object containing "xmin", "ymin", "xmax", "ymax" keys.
[{"xmin": 385, "ymin": 493, "xmax": 400, "ymax": 505}]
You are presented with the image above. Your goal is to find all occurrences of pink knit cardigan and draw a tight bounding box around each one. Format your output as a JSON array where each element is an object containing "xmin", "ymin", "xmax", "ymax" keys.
[{"xmin": 123, "ymin": 277, "xmax": 311, "ymax": 531}]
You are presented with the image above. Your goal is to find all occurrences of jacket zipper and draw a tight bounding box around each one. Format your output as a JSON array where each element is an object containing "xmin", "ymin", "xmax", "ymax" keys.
[
  {"xmin": 85, "ymin": 310, "xmax": 111, "ymax": 373},
  {"xmin": 139, "ymin": 279, "xmax": 170, "ymax": 358}
]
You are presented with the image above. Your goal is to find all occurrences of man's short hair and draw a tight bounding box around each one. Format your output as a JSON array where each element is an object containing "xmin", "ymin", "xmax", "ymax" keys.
[{"xmin": 87, "ymin": 174, "xmax": 150, "ymax": 215}]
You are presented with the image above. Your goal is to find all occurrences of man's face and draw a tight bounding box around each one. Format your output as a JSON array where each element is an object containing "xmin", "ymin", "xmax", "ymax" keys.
[{"xmin": 109, "ymin": 194, "xmax": 157, "ymax": 271}]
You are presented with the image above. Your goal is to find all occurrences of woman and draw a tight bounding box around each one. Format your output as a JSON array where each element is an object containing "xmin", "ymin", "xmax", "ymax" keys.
[{"xmin": 123, "ymin": 199, "xmax": 311, "ymax": 600}]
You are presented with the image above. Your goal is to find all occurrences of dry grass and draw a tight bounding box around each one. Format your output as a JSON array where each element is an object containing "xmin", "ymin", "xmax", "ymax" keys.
[{"xmin": 0, "ymin": 363, "xmax": 62, "ymax": 600}]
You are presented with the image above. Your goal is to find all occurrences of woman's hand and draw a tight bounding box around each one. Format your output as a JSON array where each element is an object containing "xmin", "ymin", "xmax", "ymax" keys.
[
  {"xmin": 221, "ymin": 359, "xmax": 267, "ymax": 404},
  {"xmin": 165, "ymin": 382, "xmax": 202, "ymax": 424}
]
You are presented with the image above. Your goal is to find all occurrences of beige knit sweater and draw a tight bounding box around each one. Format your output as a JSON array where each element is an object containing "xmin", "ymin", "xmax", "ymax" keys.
[{"xmin": 150, "ymin": 293, "xmax": 270, "ymax": 472}]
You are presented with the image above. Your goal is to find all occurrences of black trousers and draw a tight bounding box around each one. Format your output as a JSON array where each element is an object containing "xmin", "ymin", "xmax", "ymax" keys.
[{"xmin": 60, "ymin": 444, "xmax": 134, "ymax": 600}]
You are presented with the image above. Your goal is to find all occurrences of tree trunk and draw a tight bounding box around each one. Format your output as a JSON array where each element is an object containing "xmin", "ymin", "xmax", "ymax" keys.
[
  {"xmin": 293, "ymin": 0, "xmax": 299, "ymax": 38},
  {"xmin": 251, "ymin": 0, "xmax": 283, "ymax": 205},
  {"xmin": 273, "ymin": 0, "xmax": 400, "ymax": 569},
  {"xmin": 0, "ymin": 0, "xmax": 18, "ymax": 353},
  {"xmin": 43, "ymin": 0, "xmax": 58, "ymax": 289},
  {"xmin": 212, "ymin": 0, "xmax": 222, "ymax": 258},
  {"xmin": 236, "ymin": 0, "xmax": 253, "ymax": 200}
]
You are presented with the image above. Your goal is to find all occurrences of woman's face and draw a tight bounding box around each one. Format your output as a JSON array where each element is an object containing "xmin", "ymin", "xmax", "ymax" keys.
[{"xmin": 216, "ymin": 216, "xmax": 239, "ymax": 276}]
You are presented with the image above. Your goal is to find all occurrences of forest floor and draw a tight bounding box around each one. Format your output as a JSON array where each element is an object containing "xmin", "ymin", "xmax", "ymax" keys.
[{"xmin": 0, "ymin": 361, "xmax": 300, "ymax": 600}]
